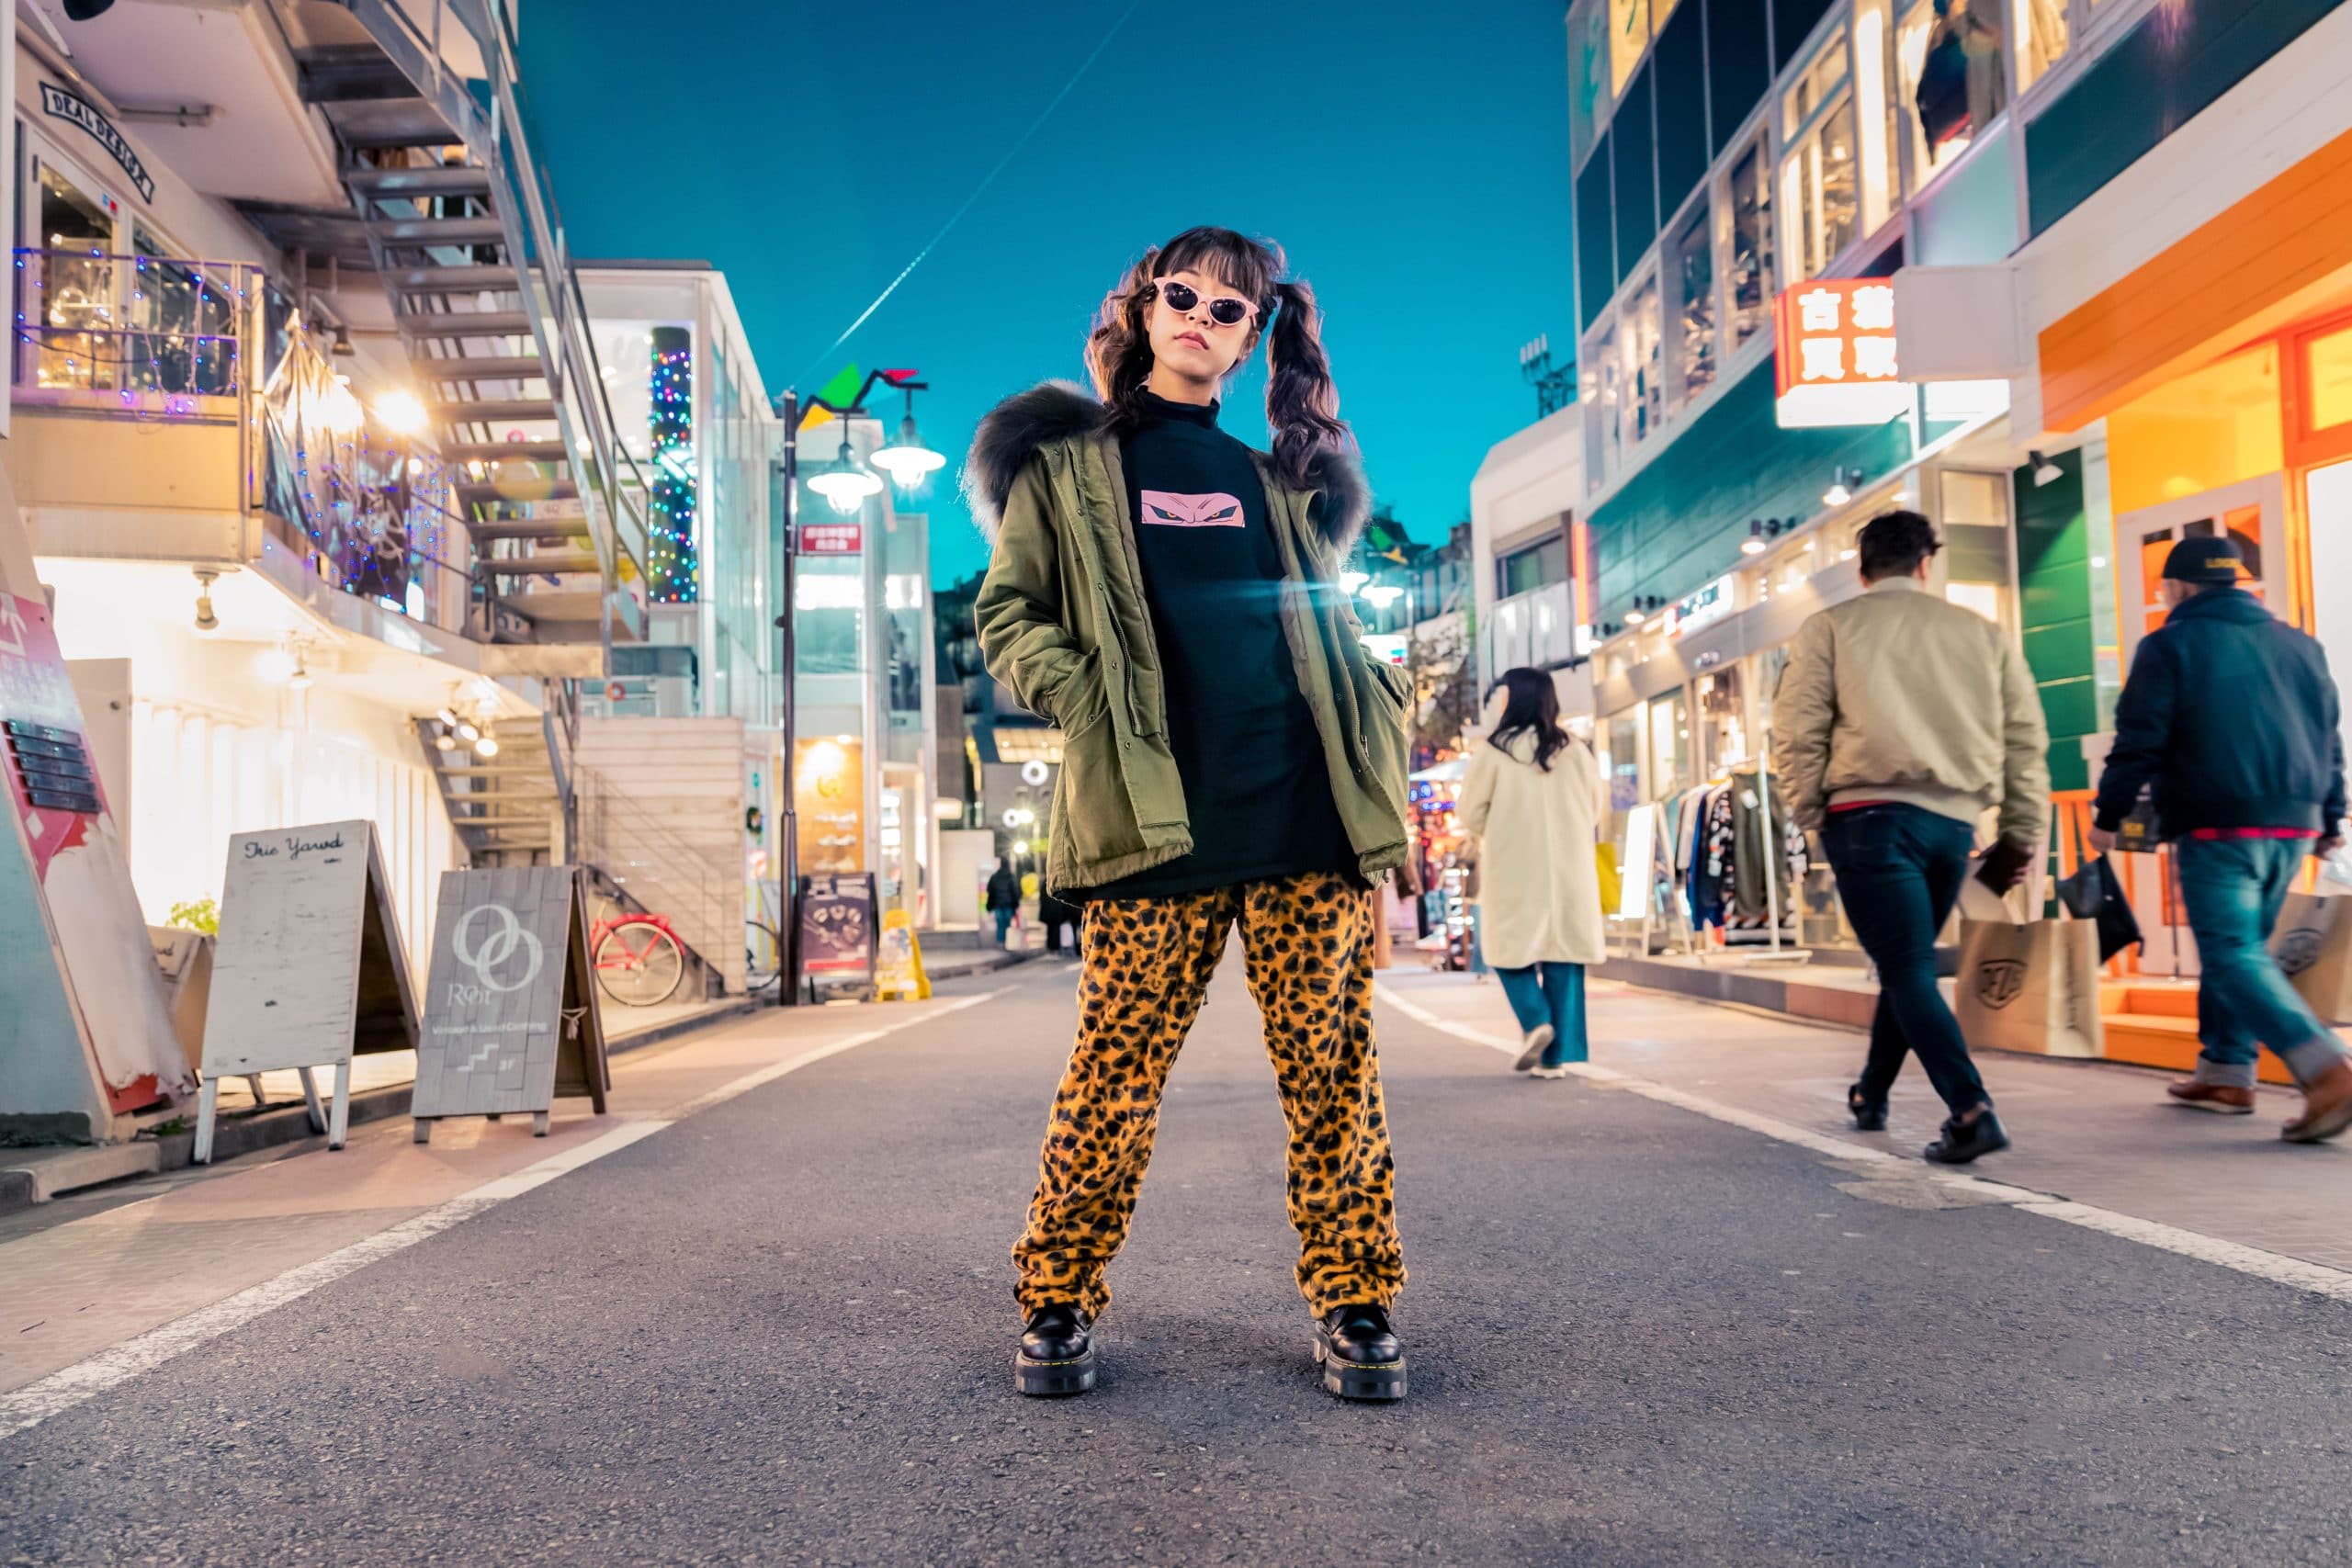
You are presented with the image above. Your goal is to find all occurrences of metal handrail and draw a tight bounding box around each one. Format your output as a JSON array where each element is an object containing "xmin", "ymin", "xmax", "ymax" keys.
[
  {"xmin": 575, "ymin": 760, "xmax": 729, "ymax": 979},
  {"xmin": 331, "ymin": 0, "xmax": 652, "ymax": 657}
]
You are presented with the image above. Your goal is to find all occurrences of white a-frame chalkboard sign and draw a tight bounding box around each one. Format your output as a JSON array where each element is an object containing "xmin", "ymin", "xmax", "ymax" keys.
[
  {"xmin": 410, "ymin": 865, "xmax": 608, "ymax": 1143},
  {"xmin": 193, "ymin": 819, "xmax": 417, "ymax": 1162}
]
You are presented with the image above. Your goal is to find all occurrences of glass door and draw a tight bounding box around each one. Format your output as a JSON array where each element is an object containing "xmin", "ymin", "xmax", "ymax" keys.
[{"xmin": 2113, "ymin": 475, "xmax": 2286, "ymax": 668}]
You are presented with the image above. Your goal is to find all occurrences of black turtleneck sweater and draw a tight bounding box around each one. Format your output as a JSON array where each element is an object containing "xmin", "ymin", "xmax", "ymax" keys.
[{"xmin": 1082, "ymin": 390, "xmax": 1356, "ymax": 900}]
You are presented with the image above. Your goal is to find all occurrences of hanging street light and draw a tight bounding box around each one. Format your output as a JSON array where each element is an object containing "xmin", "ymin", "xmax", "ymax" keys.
[
  {"xmin": 807, "ymin": 427, "xmax": 884, "ymax": 514},
  {"xmin": 869, "ymin": 381, "xmax": 945, "ymax": 490}
]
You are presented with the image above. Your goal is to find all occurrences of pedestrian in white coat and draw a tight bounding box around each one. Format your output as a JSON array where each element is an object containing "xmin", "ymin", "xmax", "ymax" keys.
[{"xmin": 1458, "ymin": 668, "xmax": 1609, "ymax": 1077}]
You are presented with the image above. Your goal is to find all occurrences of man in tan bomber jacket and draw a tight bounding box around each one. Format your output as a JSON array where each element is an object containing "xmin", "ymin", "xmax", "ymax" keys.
[{"xmin": 1771, "ymin": 510, "xmax": 2050, "ymax": 1166}]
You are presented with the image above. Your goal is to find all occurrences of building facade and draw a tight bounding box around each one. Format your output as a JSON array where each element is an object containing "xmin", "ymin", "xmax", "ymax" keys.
[{"xmin": 1484, "ymin": 0, "xmax": 2352, "ymax": 959}]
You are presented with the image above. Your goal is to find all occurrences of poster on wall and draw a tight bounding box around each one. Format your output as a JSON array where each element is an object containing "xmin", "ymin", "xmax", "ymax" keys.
[
  {"xmin": 796, "ymin": 735, "xmax": 865, "ymax": 874},
  {"xmin": 0, "ymin": 592, "xmax": 191, "ymax": 1116}
]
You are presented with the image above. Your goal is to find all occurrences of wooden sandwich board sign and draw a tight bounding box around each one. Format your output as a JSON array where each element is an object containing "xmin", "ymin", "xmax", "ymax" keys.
[
  {"xmin": 194, "ymin": 820, "xmax": 418, "ymax": 1163},
  {"xmin": 410, "ymin": 866, "xmax": 607, "ymax": 1143}
]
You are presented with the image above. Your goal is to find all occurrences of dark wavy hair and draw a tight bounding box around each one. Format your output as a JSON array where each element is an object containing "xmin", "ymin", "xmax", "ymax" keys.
[
  {"xmin": 1083, "ymin": 226, "xmax": 1351, "ymax": 488},
  {"xmin": 1488, "ymin": 667, "xmax": 1573, "ymax": 772}
]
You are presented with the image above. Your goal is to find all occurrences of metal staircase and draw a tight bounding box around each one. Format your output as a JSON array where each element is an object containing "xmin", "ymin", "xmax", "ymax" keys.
[
  {"xmin": 414, "ymin": 715, "xmax": 562, "ymax": 864},
  {"xmin": 299, "ymin": 0, "xmax": 651, "ymax": 660}
]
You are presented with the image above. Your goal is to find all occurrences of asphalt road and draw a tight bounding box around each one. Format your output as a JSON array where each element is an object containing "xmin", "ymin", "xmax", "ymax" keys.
[{"xmin": 6, "ymin": 955, "xmax": 2352, "ymax": 1565}]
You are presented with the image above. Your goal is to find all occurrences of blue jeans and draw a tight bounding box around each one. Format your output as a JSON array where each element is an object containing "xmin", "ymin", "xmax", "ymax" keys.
[
  {"xmin": 2175, "ymin": 837, "xmax": 2351, "ymax": 1088},
  {"xmin": 1822, "ymin": 804, "xmax": 1989, "ymax": 1116},
  {"xmin": 1496, "ymin": 962, "xmax": 1587, "ymax": 1066},
  {"xmin": 993, "ymin": 908, "xmax": 1014, "ymax": 944}
]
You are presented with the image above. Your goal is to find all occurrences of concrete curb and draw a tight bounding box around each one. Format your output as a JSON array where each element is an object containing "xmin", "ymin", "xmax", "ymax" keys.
[{"xmin": 0, "ymin": 997, "xmax": 770, "ymax": 1218}]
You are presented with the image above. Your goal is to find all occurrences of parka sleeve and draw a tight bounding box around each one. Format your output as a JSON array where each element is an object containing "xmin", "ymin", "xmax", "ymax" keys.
[{"xmin": 974, "ymin": 457, "xmax": 1087, "ymax": 725}]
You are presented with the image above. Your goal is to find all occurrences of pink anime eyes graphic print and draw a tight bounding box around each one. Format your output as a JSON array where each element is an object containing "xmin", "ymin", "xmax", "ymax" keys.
[{"xmin": 1138, "ymin": 490, "xmax": 1245, "ymax": 527}]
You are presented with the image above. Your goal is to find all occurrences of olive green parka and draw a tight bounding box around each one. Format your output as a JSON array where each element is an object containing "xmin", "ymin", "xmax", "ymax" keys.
[{"xmin": 966, "ymin": 381, "xmax": 1411, "ymax": 896}]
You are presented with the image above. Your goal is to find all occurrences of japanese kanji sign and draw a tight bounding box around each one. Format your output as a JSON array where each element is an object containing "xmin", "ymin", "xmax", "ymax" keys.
[
  {"xmin": 1773, "ymin": 278, "xmax": 1910, "ymax": 429},
  {"xmin": 797, "ymin": 522, "xmax": 864, "ymax": 557}
]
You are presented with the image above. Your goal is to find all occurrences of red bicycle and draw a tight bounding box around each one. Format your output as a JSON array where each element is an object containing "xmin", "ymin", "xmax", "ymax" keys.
[{"xmin": 591, "ymin": 909, "xmax": 686, "ymax": 1007}]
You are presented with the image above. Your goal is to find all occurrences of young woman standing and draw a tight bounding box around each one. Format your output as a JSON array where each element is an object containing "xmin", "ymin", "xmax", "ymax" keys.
[
  {"xmin": 967, "ymin": 227, "xmax": 1415, "ymax": 1402},
  {"xmin": 1459, "ymin": 668, "xmax": 1609, "ymax": 1076}
]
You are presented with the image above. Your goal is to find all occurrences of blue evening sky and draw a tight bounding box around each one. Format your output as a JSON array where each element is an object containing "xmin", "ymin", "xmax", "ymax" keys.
[{"xmin": 517, "ymin": 2, "xmax": 1572, "ymax": 587}]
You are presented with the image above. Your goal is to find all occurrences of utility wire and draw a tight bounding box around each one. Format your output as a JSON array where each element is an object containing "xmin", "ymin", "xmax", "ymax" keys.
[{"xmin": 790, "ymin": 0, "xmax": 1144, "ymax": 388}]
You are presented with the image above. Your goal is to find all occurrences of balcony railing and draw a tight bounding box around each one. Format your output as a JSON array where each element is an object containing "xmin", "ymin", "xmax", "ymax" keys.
[
  {"xmin": 13, "ymin": 247, "xmax": 483, "ymax": 640},
  {"xmin": 14, "ymin": 250, "xmax": 266, "ymax": 411}
]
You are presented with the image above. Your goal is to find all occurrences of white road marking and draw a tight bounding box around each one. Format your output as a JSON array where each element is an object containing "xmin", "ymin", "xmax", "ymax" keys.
[
  {"xmin": 0, "ymin": 989, "xmax": 1008, "ymax": 1444},
  {"xmin": 1374, "ymin": 980, "xmax": 2352, "ymax": 1305}
]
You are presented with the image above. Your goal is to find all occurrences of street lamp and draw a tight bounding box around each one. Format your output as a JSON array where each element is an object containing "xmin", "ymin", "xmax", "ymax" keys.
[
  {"xmin": 771, "ymin": 367, "xmax": 934, "ymax": 1009},
  {"xmin": 869, "ymin": 381, "xmax": 945, "ymax": 491},
  {"xmin": 808, "ymin": 427, "xmax": 884, "ymax": 513}
]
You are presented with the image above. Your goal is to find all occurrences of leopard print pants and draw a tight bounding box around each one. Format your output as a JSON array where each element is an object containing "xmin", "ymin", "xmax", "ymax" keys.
[{"xmin": 1012, "ymin": 870, "xmax": 1406, "ymax": 1319}]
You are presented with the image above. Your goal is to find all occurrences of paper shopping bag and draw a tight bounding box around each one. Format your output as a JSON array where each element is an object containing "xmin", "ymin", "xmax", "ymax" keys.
[
  {"xmin": 1955, "ymin": 917, "xmax": 2105, "ymax": 1059},
  {"xmin": 2267, "ymin": 893, "xmax": 2352, "ymax": 1024}
]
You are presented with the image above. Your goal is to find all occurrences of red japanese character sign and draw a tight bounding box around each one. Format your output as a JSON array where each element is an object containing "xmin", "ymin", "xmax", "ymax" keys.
[{"xmin": 1773, "ymin": 279, "xmax": 1910, "ymax": 429}]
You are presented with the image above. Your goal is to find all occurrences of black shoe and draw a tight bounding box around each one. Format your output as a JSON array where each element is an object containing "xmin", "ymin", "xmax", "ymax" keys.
[
  {"xmin": 1014, "ymin": 1305, "xmax": 1096, "ymax": 1396},
  {"xmin": 1314, "ymin": 1304, "xmax": 1407, "ymax": 1402},
  {"xmin": 1848, "ymin": 1082, "xmax": 1887, "ymax": 1133},
  {"xmin": 1922, "ymin": 1105, "xmax": 2009, "ymax": 1165}
]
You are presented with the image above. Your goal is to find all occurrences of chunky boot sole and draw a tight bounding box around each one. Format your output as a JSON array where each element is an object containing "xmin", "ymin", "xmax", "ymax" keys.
[
  {"xmin": 1013, "ymin": 1343, "xmax": 1097, "ymax": 1396},
  {"xmin": 1314, "ymin": 1328, "xmax": 1407, "ymax": 1402}
]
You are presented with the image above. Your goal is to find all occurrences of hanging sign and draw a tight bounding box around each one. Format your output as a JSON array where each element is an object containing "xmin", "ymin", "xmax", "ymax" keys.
[
  {"xmin": 1773, "ymin": 278, "xmax": 1909, "ymax": 429},
  {"xmin": 797, "ymin": 872, "xmax": 877, "ymax": 987},
  {"xmin": 39, "ymin": 85, "xmax": 156, "ymax": 203},
  {"xmin": 797, "ymin": 522, "xmax": 863, "ymax": 557},
  {"xmin": 195, "ymin": 819, "xmax": 418, "ymax": 1161},
  {"xmin": 411, "ymin": 866, "xmax": 608, "ymax": 1142}
]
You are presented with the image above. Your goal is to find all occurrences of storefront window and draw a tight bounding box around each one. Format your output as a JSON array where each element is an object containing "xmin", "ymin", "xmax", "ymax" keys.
[
  {"xmin": 1853, "ymin": 0, "xmax": 1899, "ymax": 236},
  {"xmin": 28, "ymin": 164, "xmax": 118, "ymax": 391},
  {"xmin": 1723, "ymin": 138, "xmax": 1774, "ymax": 350},
  {"xmin": 1899, "ymin": 0, "xmax": 2006, "ymax": 186},
  {"xmin": 1581, "ymin": 320, "xmax": 1620, "ymax": 487},
  {"xmin": 1647, "ymin": 688, "xmax": 1691, "ymax": 802},
  {"xmin": 1606, "ymin": 712, "xmax": 1643, "ymax": 833},
  {"xmin": 1668, "ymin": 202, "xmax": 1715, "ymax": 407},
  {"xmin": 1568, "ymin": 0, "xmax": 1614, "ymax": 170},
  {"xmin": 1783, "ymin": 96, "xmax": 1860, "ymax": 281},
  {"xmin": 1500, "ymin": 535, "xmax": 1570, "ymax": 596},
  {"xmin": 2305, "ymin": 324, "xmax": 2352, "ymax": 434},
  {"xmin": 2013, "ymin": 0, "xmax": 2070, "ymax": 92},
  {"xmin": 1696, "ymin": 667, "xmax": 1748, "ymax": 773},
  {"xmin": 1783, "ymin": 33, "xmax": 1850, "ymax": 140},
  {"xmin": 1610, "ymin": 0, "xmax": 1651, "ymax": 94},
  {"xmin": 1619, "ymin": 279, "xmax": 1663, "ymax": 449}
]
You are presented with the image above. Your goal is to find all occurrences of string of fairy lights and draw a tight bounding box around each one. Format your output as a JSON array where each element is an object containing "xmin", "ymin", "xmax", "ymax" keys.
[{"xmin": 647, "ymin": 324, "xmax": 697, "ymax": 604}]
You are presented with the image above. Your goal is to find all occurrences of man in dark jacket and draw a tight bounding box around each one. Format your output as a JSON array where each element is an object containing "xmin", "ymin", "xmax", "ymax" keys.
[{"xmin": 2090, "ymin": 536, "xmax": 2352, "ymax": 1142}]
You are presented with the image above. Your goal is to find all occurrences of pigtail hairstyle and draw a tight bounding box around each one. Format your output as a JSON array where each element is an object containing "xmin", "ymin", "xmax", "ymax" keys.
[
  {"xmin": 1266, "ymin": 277, "xmax": 1350, "ymax": 490},
  {"xmin": 1083, "ymin": 245, "xmax": 1162, "ymax": 425},
  {"xmin": 1083, "ymin": 227, "xmax": 1354, "ymax": 488}
]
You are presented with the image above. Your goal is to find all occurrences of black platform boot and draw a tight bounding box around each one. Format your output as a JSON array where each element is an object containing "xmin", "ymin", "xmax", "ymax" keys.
[
  {"xmin": 1014, "ymin": 1305, "xmax": 1096, "ymax": 1396},
  {"xmin": 1848, "ymin": 1082, "xmax": 1887, "ymax": 1133},
  {"xmin": 1314, "ymin": 1304, "xmax": 1407, "ymax": 1402}
]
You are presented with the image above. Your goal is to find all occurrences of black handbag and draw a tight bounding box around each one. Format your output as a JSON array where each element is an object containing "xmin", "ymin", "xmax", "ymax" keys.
[{"xmin": 2056, "ymin": 855, "xmax": 2143, "ymax": 964}]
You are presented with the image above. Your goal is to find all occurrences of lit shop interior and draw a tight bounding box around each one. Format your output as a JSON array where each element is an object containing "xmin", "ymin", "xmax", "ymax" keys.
[{"xmin": 1585, "ymin": 442, "xmax": 2021, "ymax": 960}]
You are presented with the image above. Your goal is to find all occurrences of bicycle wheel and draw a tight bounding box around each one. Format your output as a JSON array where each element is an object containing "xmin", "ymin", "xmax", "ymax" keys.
[
  {"xmin": 595, "ymin": 919, "xmax": 685, "ymax": 1007},
  {"xmin": 745, "ymin": 920, "xmax": 782, "ymax": 992}
]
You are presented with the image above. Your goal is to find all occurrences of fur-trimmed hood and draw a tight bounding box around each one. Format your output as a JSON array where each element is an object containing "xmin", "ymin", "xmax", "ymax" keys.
[{"xmin": 960, "ymin": 380, "xmax": 1373, "ymax": 554}]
